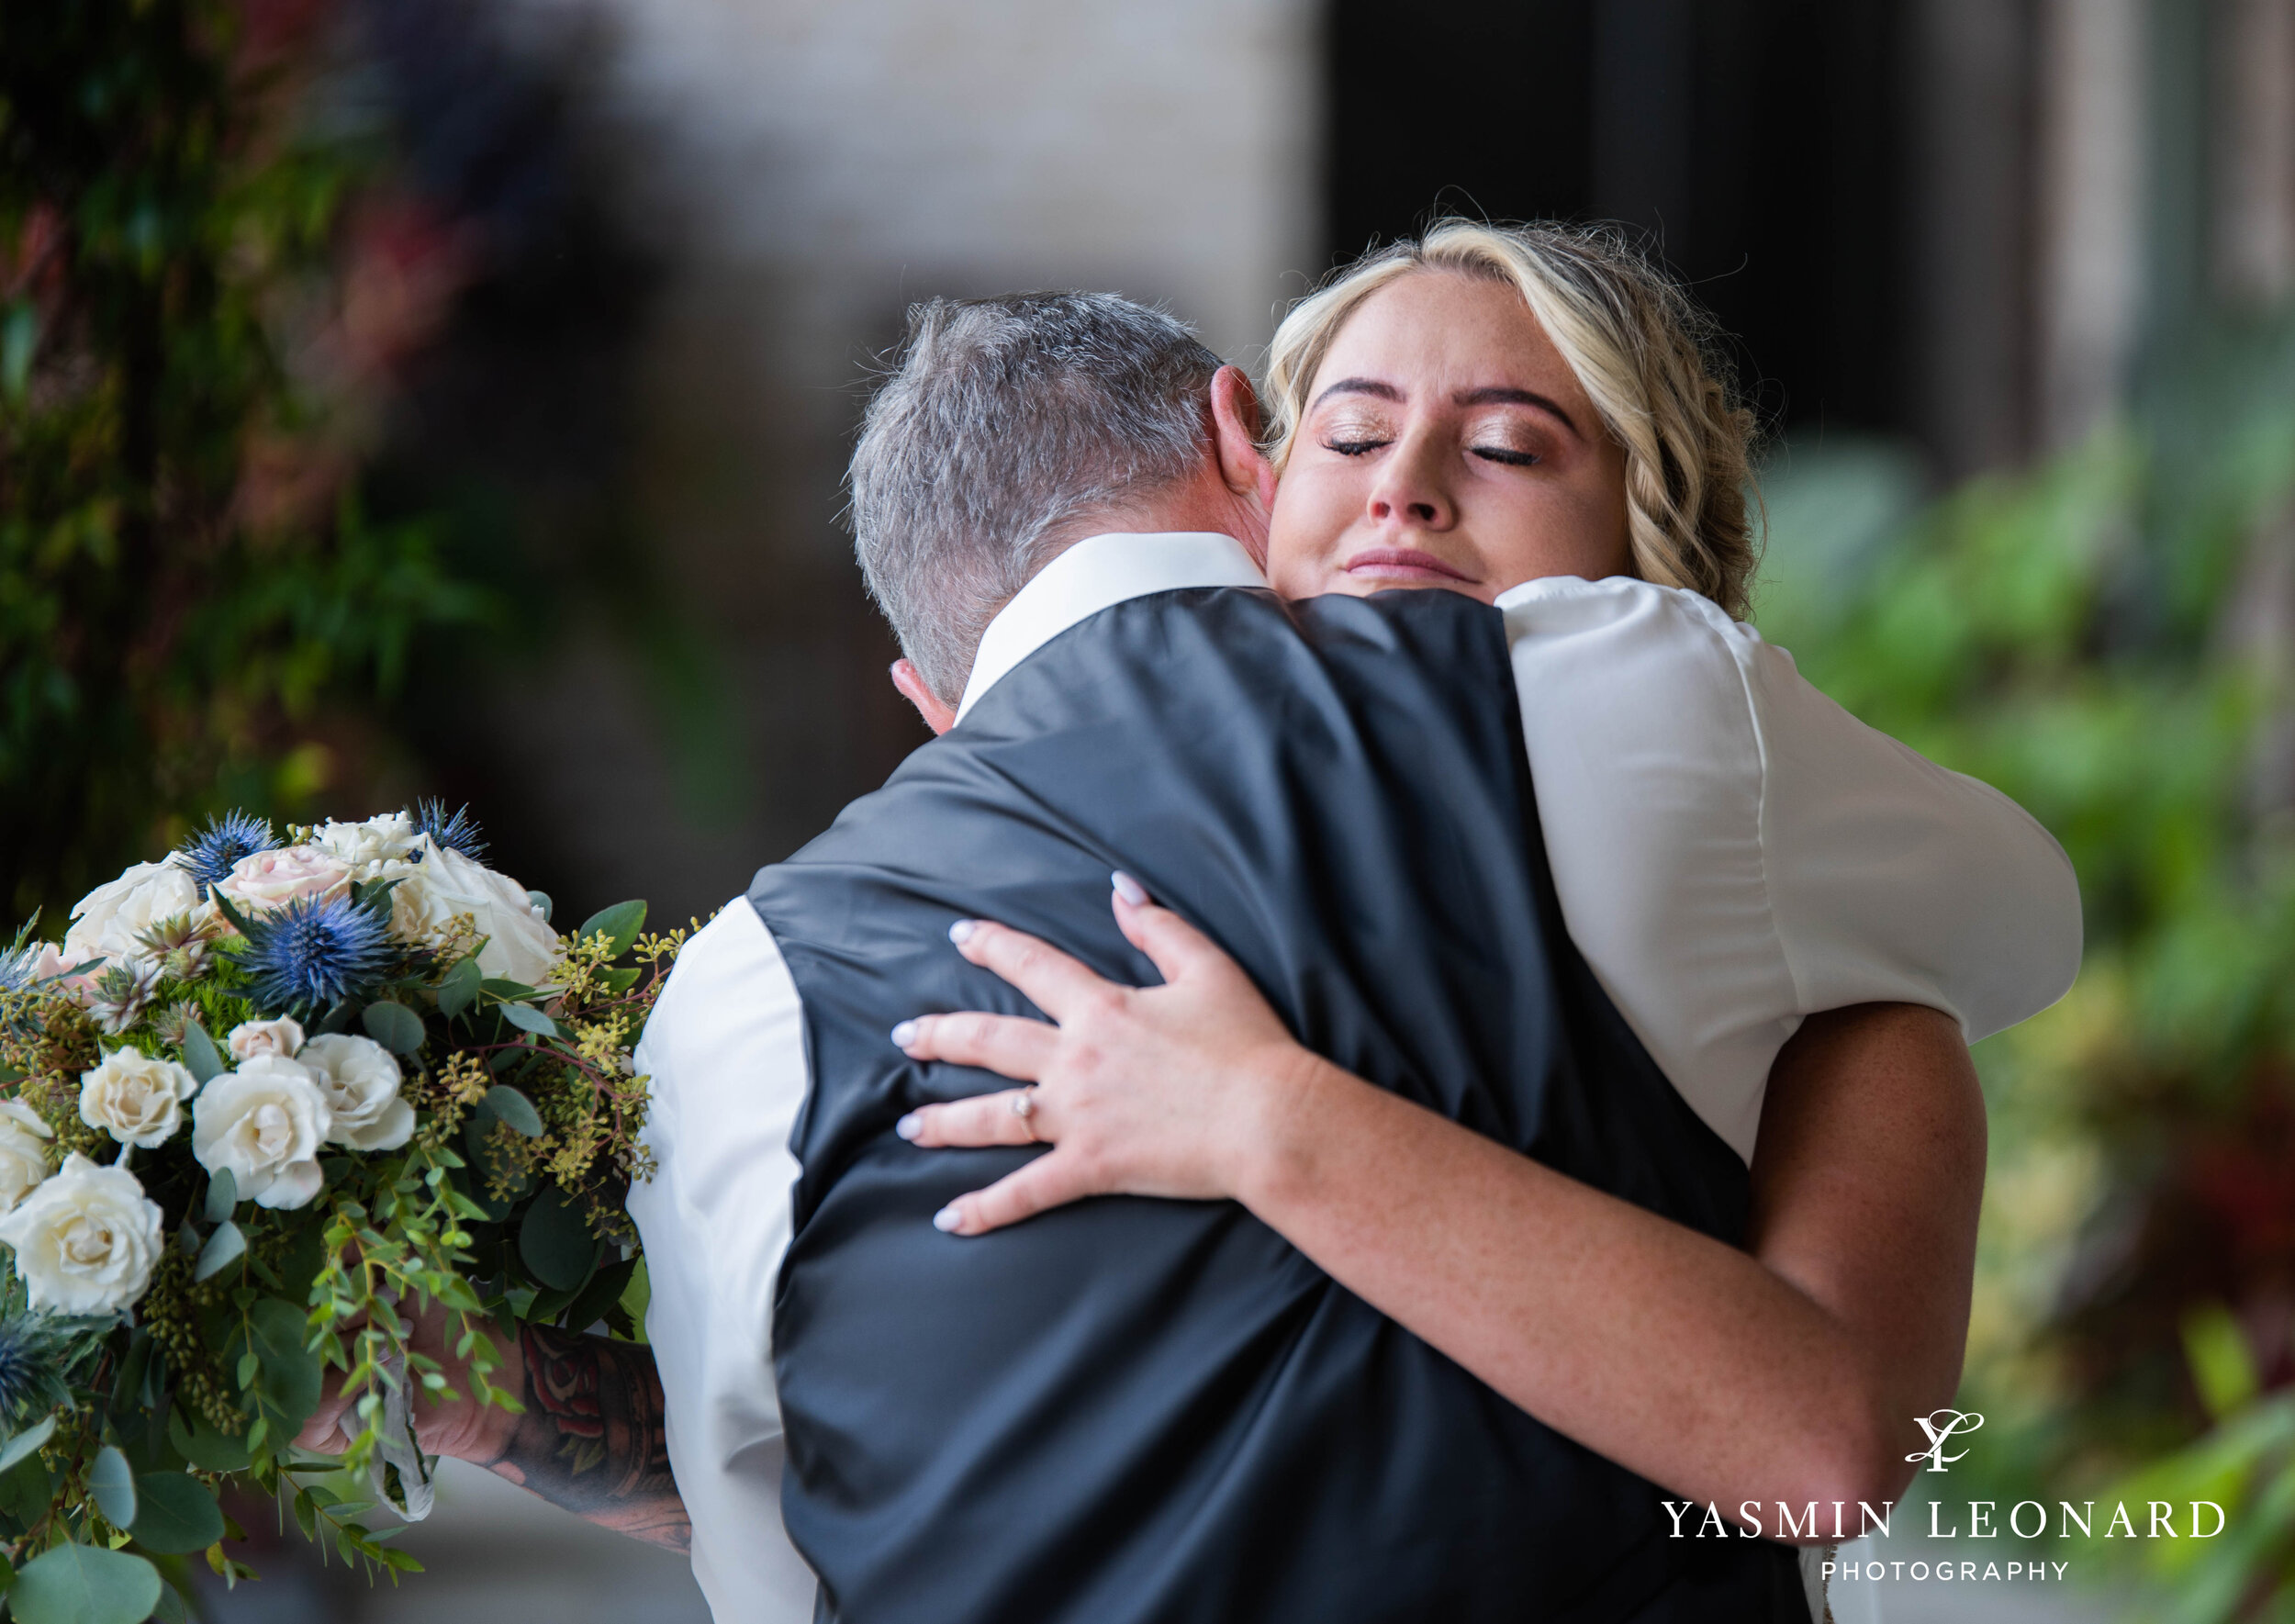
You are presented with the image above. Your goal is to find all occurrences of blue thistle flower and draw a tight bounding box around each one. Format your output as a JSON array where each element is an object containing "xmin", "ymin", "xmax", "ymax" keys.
[
  {"xmin": 174, "ymin": 811, "xmax": 280, "ymax": 897},
  {"xmin": 239, "ymin": 893, "xmax": 394, "ymax": 1014},
  {"xmin": 414, "ymin": 799, "xmax": 488, "ymax": 863}
]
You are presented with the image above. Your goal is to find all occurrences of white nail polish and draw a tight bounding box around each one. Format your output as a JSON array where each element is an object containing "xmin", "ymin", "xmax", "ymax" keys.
[
  {"xmin": 933, "ymin": 1205, "xmax": 963, "ymax": 1232},
  {"xmin": 890, "ymin": 1019, "xmax": 918, "ymax": 1048},
  {"xmin": 895, "ymin": 1113, "xmax": 922, "ymax": 1141},
  {"xmin": 949, "ymin": 919, "xmax": 978, "ymax": 945},
  {"xmin": 1111, "ymin": 870, "xmax": 1148, "ymax": 905}
]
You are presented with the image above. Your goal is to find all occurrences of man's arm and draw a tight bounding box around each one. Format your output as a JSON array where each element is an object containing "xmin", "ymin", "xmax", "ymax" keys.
[
  {"xmin": 467, "ymin": 1325, "xmax": 690, "ymax": 1551},
  {"xmin": 295, "ymin": 1310, "xmax": 690, "ymax": 1552}
]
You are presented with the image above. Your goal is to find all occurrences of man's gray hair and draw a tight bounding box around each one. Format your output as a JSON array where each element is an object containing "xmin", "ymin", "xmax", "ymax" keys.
[{"xmin": 848, "ymin": 291, "xmax": 1224, "ymax": 703}]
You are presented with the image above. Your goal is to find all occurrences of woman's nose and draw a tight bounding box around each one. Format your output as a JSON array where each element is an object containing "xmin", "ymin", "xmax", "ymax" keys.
[{"xmin": 1365, "ymin": 434, "xmax": 1455, "ymax": 530}]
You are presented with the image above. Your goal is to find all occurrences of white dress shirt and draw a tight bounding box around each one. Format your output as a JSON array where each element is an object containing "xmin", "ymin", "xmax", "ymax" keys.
[{"xmin": 627, "ymin": 532, "xmax": 2083, "ymax": 1621}]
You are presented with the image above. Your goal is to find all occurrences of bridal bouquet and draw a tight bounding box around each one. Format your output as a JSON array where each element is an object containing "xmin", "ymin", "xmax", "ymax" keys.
[{"xmin": 0, "ymin": 806, "xmax": 678, "ymax": 1623}]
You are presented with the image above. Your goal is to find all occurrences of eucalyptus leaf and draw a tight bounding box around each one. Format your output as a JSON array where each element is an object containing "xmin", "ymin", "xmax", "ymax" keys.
[
  {"xmin": 576, "ymin": 900, "xmax": 646, "ymax": 959},
  {"xmin": 435, "ymin": 956, "xmax": 482, "ymax": 1020},
  {"xmin": 361, "ymin": 1000, "xmax": 426, "ymax": 1056},
  {"xmin": 177, "ymin": 1022, "xmax": 225, "ymax": 1087},
  {"xmin": 498, "ymin": 1002, "xmax": 561, "ymax": 1039},
  {"xmin": 482, "ymin": 1084, "xmax": 544, "ymax": 1138},
  {"xmin": 86, "ymin": 1446, "xmax": 136, "ymax": 1529},
  {"xmin": 194, "ymin": 1220, "xmax": 245, "ymax": 1283},
  {"xmin": 479, "ymin": 978, "xmax": 537, "ymax": 1001},
  {"xmin": 526, "ymin": 889, "xmax": 553, "ymax": 922},
  {"xmin": 227, "ymin": 1298, "xmax": 323, "ymax": 1442},
  {"xmin": 519, "ymin": 1190, "xmax": 600, "ymax": 1294},
  {"xmin": 0, "ymin": 1415, "xmax": 57, "ymax": 1475},
  {"xmin": 202, "ymin": 1168, "xmax": 236, "ymax": 1224},
  {"xmin": 150, "ymin": 1580, "xmax": 192, "ymax": 1624},
  {"xmin": 7, "ymin": 1543, "xmax": 161, "ymax": 1624},
  {"xmin": 561, "ymin": 1256, "xmax": 637, "ymax": 1332},
  {"xmin": 165, "ymin": 1410, "xmax": 249, "ymax": 1474},
  {"xmin": 129, "ymin": 1472, "xmax": 224, "ymax": 1554}
]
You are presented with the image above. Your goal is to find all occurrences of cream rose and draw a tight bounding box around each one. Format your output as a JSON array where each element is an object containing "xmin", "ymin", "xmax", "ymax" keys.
[
  {"xmin": 228, "ymin": 1016, "xmax": 306, "ymax": 1062},
  {"xmin": 191, "ymin": 1056, "xmax": 331, "ymax": 1210},
  {"xmin": 62, "ymin": 861, "xmax": 206, "ymax": 970},
  {"xmin": 392, "ymin": 839, "xmax": 559, "ymax": 986},
  {"xmin": 0, "ymin": 1152, "xmax": 164, "ymax": 1314},
  {"xmin": 214, "ymin": 846, "xmax": 352, "ymax": 918},
  {"xmin": 0, "ymin": 1101, "xmax": 54, "ymax": 1215},
  {"xmin": 297, "ymin": 1034, "xmax": 415, "ymax": 1151},
  {"xmin": 78, "ymin": 1049, "xmax": 200, "ymax": 1148},
  {"xmin": 312, "ymin": 812, "xmax": 420, "ymax": 880}
]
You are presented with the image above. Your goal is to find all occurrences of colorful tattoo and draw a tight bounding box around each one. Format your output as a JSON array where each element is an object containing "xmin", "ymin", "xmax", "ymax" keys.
[{"xmin": 476, "ymin": 1326, "xmax": 690, "ymax": 1552}]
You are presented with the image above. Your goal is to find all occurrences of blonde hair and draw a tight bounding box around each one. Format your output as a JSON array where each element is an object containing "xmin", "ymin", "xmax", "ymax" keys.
[{"xmin": 1264, "ymin": 219, "xmax": 1761, "ymax": 619}]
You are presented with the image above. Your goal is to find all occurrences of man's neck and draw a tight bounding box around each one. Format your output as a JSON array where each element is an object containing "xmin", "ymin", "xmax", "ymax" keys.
[{"xmin": 1069, "ymin": 471, "xmax": 1268, "ymax": 568}]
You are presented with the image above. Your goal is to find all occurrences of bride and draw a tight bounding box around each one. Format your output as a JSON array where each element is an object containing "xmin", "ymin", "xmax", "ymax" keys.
[{"xmin": 890, "ymin": 220, "xmax": 2077, "ymax": 1576}]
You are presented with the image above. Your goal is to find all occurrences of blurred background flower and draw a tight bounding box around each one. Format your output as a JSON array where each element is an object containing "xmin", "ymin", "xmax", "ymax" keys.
[{"xmin": 7, "ymin": 0, "xmax": 2295, "ymax": 1619}]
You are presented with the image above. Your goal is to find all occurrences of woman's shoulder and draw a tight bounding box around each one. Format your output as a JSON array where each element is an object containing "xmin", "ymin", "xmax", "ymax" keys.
[{"xmin": 1492, "ymin": 571, "xmax": 1760, "ymax": 650}]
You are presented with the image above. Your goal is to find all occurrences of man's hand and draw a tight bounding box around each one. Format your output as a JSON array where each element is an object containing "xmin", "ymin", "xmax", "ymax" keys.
[
  {"xmin": 297, "ymin": 1300, "xmax": 509, "ymax": 1464},
  {"xmin": 296, "ymin": 1302, "xmax": 690, "ymax": 1552}
]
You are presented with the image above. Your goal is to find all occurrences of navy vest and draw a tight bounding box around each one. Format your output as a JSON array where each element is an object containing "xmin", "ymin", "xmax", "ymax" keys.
[{"xmin": 750, "ymin": 586, "xmax": 1808, "ymax": 1624}]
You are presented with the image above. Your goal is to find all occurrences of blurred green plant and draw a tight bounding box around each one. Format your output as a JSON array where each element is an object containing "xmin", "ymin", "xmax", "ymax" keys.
[
  {"xmin": 1759, "ymin": 305, "xmax": 2295, "ymax": 1615},
  {"xmin": 2094, "ymin": 1305, "xmax": 2295, "ymax": 1621},
  {"xmin": 0, "ymin": 0, "xmax": 496, "ymax": 927}
]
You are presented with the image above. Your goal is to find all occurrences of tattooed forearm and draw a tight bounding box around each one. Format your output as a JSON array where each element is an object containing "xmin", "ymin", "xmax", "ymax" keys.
[{"xmin": 474, "ymin": 1326, "xmax": 691, "ymax": 1551}]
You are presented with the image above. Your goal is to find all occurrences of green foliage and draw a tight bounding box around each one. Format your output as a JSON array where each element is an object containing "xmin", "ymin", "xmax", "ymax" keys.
[
  {"xmin": 0, "ymin": 0, "xmax": 495, "ymax": 925},
  {"xmin": 2087, "ymin": 1310, "xmax": 2295, "ymax": 1620},
  {"xmin": 1758, "ymin": 304, "xmax": 2295, "ymax": 1615},
  {"xmin": 8, "ymin": 1540, "xmax": 162, "ymax": 1624}
]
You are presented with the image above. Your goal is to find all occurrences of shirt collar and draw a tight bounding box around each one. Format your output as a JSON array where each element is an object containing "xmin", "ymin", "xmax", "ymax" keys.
[{"xmin": 954, "ymin": 532, "xmax": 1267, "ymax": 722}]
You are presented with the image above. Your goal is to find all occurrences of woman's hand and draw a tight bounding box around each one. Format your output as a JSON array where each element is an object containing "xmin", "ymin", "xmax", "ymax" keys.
[{"xmin": 892, "ymin": 874, "xmax": 1327, "ymax": 1235}]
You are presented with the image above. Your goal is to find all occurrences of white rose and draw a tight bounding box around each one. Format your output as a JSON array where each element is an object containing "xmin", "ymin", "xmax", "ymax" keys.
[
  {"xmin": 62, "ymin": 861, "xmax": 206, "ymax": 971},
  {"xmin": 0, "ymin": 1102, "xmax": 54, "ymax": 1215},
  {"xmin": 213, "ymin": 846, "xmax": 351, "ymax": 917},
  {"xmin": 0, "ymin": 1152, "xmax": 164, "ymax": 1314},
  {"xmin": 78, "ymin": 1049, "xmax": 200, "ymax": 1148},
  {"xmin": 297, "ymin": 1034, "xmax": 415, "ymax": 1151},
  {"xmin": 313, "ymin": 812, "xmax": 420, "ymax": 880},
  {"xmin": 228, "ymin": 1017, "xmax": 306, "ymax": 1062},
  {"xmin": 191, "ymin": 1056, "xmax": 332, "ymax": 1210},
  {"xmin": 393, "ymin": 839, "xmax": 559, "ymax": 986}
]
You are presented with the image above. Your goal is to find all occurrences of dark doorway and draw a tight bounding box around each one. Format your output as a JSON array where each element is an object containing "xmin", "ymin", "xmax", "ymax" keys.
[{"xmin": 1323, "ymin": 0, "xmax": 1912, "ymax": 441}]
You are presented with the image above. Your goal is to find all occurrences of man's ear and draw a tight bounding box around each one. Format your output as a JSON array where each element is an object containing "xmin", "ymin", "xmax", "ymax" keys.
[
  {"xmin": 890, "ymin": 659, "xmax": 957, "ymax": 736},
  {"xmin": 1209, "ymin": 365, "xmax": 1278, "ymax": 512}
]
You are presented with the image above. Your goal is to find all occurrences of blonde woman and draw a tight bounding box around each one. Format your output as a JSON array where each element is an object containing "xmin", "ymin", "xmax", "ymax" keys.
[{"xmin": 890, "ymin": 222, "xmax": 2077, "ymax": 1602}]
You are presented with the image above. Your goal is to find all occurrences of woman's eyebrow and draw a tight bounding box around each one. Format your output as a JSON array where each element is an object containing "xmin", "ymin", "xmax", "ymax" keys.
[
  {"xmin": 1309, "ymin": 376, "xmax": 1402, "ymax": 411},
  {"xmin": 1455, "ymin": 386, "xmax": 1582, "ymax": 438}
]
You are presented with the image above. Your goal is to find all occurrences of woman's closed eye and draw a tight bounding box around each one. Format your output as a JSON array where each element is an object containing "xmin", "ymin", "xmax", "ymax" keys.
[
  {"xmin": 1472, "ymin": 444, "xmax": 1540, "ymax": 466},
  {"xmin": 1324, "ymin": 434, "xmax": 1392, "ymax": 456}
]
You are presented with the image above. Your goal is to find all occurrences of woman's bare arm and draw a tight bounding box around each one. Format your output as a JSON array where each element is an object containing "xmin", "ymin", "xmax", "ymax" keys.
[{"xmin": 897, "ymin": 898, "xmax": 1986, "ymax": 1527}]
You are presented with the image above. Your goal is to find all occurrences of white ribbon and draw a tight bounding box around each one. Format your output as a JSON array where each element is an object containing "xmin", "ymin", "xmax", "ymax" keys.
[{"xmin": 372, "ymin": 1342, "xmax": 437, "ymax": 1521}]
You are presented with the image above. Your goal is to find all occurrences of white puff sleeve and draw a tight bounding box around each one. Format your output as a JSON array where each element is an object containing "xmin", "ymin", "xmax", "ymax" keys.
[{"xmin": 1497, "ymin": 575, "xmax": 2082, "ymax": 1161}]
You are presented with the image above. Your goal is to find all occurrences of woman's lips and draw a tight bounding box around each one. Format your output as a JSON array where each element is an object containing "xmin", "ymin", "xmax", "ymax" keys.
[{"xmin": 1341, "ymin": 547, "xmax": 1477, "ymax": 584}]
